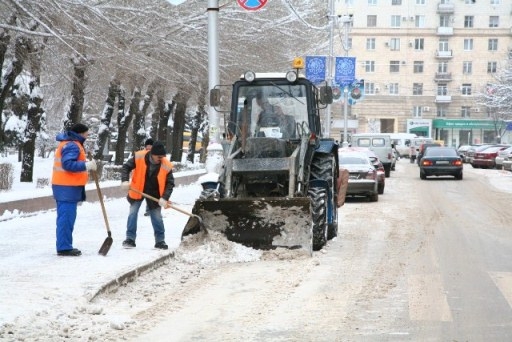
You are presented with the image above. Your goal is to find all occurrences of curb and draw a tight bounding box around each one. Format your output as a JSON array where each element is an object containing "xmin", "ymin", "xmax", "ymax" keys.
[{"xmin": 86, "ymin": 251, "xmax": 176, "ymax": 303}]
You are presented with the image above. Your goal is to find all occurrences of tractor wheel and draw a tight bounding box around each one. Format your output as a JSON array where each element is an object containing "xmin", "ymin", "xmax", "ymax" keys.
[
  {"xmin": 310, "ymin": 153, "xmax": 338, "ymax": 240},
  {"xmin": 309, "ymin": 186, "xmax": 328, "ymax": 251}
]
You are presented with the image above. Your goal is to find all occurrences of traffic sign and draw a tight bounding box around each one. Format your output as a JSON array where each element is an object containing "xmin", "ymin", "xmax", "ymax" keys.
[{"xmin": 237, "ymin": 0, "xmax": 268, "ymax": 11}]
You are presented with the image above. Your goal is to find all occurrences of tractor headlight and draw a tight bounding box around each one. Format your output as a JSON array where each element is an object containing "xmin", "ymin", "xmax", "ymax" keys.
[
  {"xmin": 244, "ymin": 71, "xmax": 256, "ymax": 82},
  {"xmin": 286, "ymin": 71, "xmax": 297, "ymax": 83}
]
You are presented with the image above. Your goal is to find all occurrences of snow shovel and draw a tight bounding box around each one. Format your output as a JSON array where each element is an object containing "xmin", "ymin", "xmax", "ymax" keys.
[
  {"xmin": 129, "ymin": 188, "xmax": 207, "ymax": 236},
  {"xmin": 92, "ymin": 170, "xmax": 113, "ymax": 256}
]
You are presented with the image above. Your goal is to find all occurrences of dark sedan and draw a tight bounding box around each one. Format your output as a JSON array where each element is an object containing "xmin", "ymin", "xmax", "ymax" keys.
[{"xmin": 419, "ymin": 147, "xmax": 463, "ymax": 180}]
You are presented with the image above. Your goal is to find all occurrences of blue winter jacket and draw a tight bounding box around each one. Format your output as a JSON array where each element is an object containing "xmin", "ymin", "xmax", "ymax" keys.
[{"xmin": 51, "ymin": 131, "xmax": 88, "ymax": 202}]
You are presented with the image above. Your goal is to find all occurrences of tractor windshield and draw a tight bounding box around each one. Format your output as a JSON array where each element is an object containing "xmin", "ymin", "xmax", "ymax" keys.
[{"xmin": 232, "ymin": 84, "xmax": 309, "ymax": 139}]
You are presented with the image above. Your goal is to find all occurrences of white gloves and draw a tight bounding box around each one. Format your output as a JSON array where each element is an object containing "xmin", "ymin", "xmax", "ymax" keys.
[
  {"xmin": 120, "ymin": 181, "xmax": 130, "ymax": 190},
  {"xmin": 158, "ymin": 198, "xmax": 169, "ymax": 208},
  {"xmin": 85, "ymin": 160, "xmax": 97, "ymax": 171}
]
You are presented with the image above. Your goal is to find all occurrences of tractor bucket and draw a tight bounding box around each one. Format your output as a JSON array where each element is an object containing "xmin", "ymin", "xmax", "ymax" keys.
[{"xmin": 182, "ymin": 197, "xmax": 313, "ymax": 255}]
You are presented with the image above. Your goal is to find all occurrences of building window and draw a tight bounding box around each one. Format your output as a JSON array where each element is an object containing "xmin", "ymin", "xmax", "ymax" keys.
[
  {"xmin": 390, "ymin": 38, "xmax": 400, "ymax": 51},
  {"xmin": 390, "ymin": 60, "xmax": 400, "ymax": 73},
  {"xmin": 439, "ymin": 39, "xmax": 449, "ymax": 52},
  {"xmin": 413, "ymin": 61, "xmax": 424, "ymax": 73},
  {"xmin": 413, "ymin": 83, "xmax": 423, "ymax": 95},
  {"xmin": 464, "ymin": 16, "xmax": 474, "ymax": 28},
  {"xmin": 367, "ymin": 15, "xmax": 377, "ymax": 27},
  {"xmin": 365, "ymin": 60, "xmax": 375, "ymax": 72},
  {"xmin": 461, "ymin": 107, "xmax": 470, "ymax": 118},
  {"xmin": 440, "ymin": 15, "xmax": 451, "ymax": 27},
  {"xmin": 490, "ymin": 0, "xmax": 500, "ymax": 4},
  {"xmin": 463, "ymin": 61, "xmax": 472, "ymax": 74},
  {"xmin": 413, "ymin": 106, "xmax": 423, "ymax": 118},
  {"xmin": 392, "ymin": 0, "xmax": 402, "ymax": 4},
  {"xmin": 488, "ymin": 61, "xmax": 497, "ymax": 73},
  {"xmin": 368, "ymin": 0, "xmax": 377, "ymax": 5},
  {"xmin": 464, "ymin": 39, "xmax": 473, "ymax": 51},
  {"xmin": 416, "ymin": 0, "xmax": 425, "ymax": 4},
  {"xmin": 415, "ymin": 38, "xmax": 424, "ymax": 50},
  {"xmin": 367, "ymin": 82, "xmax": 377, "ymax": 94},
  {"xmin": 489, "ymin": 16, "xmax": 499, "ymax": 28},
  {"xmin": 438, "ymin": 62, "xmax": 448, "ymax": 73},
  {"xmin": 464, "ymin": 0, "xmax": 475, "ymax": 3},
  {"xmin": 437, "ymin": 107, "xmax": 447, "ymax": 118},
  {"xmin": 461, "ymin": 84, "xmax": 472, "ymax": 96},
  {"xmin": 366, "ymin": 38, "xmax": 376, "ymax": 50},
  {"xmin": 488, "ymin": 39, "xmax": 498, "ymax": 51},
  {"xmin": 389, "ymin": 83, "xmax": 399, "ymax": 95},
  {"xmin": 347, "ymin": 38, "xmax": 353, "ymax": 50},
  {"xmin": 391, "ymin": 15, "xmax": 401, "ymax": 27},
  {"xmin": 415, "ymin": 15, "xmax": 426, "ymax": 28},
  {"xmin": 437, "ymin": 84, "xmax": 448, "ymax": 96}
]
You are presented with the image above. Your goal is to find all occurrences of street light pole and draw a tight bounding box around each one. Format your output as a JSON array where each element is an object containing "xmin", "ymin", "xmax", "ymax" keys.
[
  {"xmin": 326, "ymin": 0, "xmax": 336, "ymax": 138},
  {"xmin": 207, "ymin": 0, "xmax": 220, "ymax": 144},
  {"xmin": 341, "ymin": 14, "xmax": 352, "ymax": 148}
]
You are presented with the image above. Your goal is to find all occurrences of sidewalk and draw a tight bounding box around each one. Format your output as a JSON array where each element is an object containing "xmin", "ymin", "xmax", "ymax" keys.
[{"xmin": 0, "ymin": 170, "xmax": 205, "ymax": 327}]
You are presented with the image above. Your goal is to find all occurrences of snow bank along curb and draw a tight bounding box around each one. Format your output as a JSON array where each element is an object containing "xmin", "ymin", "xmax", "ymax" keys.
[
  {"xmin": 87, "ymin": 251, "xmax": 176, "ymax": 303},
  {"xmin": 0, "ymin": 170, "xmax": 205, "ymax": 216}
]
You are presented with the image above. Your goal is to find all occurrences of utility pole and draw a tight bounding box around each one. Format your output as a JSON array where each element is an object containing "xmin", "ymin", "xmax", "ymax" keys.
[
  {"xmin": 326, "ymin": 0, "xmax": 337, "ymax": 138},
  {"xmin": 207, "ymin": 0, "xmax": 220, "ymax": 144},
  {"xmin": 340, "ymin": 14, "xmax": 352, "ymax": 147}
]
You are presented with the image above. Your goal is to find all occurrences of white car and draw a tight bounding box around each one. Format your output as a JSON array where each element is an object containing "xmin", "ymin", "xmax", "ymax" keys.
[{"xmin": 495, "ymin": 146, "xmax": 512, "ymax": 169}]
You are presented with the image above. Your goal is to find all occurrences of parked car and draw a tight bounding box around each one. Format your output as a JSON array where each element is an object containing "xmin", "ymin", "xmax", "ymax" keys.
[
  {"xmin": 503, "ymin": 155, "xmax": 512, "ymax": 171},
  {"xmin": 456, "ymin": 144, "xmax": 472, "ymax": 162},
  {"xmin": 419, "ymin": 147, "xmax": 463, "ymax": 180},
  {"xmin": 495, "ymin": 146, "xmax": 512, "ymax": 169},
  {"xmin": 465, "ymin": 144, "xmax": 492, "ymax": 164},
  {"xmin": 350, "ymin": 133, "xmax": 393, "ymax": 177},
  {"xmin": 338, "ymin": 150, "xmax": 379, "ymax": 202},
  {"xmin": 340, "ymin": 147, "xmax": 385, "ymax": 194},
  {"xmin": 471, "ymin": 145, "xmax": 510, "ymax": 169}
]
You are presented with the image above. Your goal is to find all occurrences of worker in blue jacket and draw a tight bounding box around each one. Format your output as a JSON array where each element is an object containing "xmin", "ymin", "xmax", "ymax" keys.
[{"xmin": 51, "ymin": 123, "xmax": 97, "ymax": 256}]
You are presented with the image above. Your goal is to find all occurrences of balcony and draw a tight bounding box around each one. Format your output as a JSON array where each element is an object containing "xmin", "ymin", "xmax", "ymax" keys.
[
  {"xmin": 437, "ymin": 27, "xmax": 454, "ymax": 36},
  {"xmin": 437, "ymin": 3, "xmax": 454, "ymax": 14},
  {"xmin": 436, "ymin": 50, "xmax": 453, "ymax": 59},
  {"xmin": 435, "ymin": 95, "xmax": 452, "ymax": 103},
  {"xmin": 435, "ymin": 72, "xmax": 452, "ymax": 82}
]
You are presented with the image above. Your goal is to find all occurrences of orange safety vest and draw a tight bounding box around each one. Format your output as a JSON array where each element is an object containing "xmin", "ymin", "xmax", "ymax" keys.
[
  {"xmin": 128, "ymin": 150, "xmax": 173, "ymax": 200},
  {"xmin": 51, "ymin": 141, "xmax": 88, "ymax": 186}
]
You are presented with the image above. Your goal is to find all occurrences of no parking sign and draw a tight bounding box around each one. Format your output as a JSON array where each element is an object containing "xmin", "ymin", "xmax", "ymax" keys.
[{"xmin": 237, "ymin": 0, "xmax": 268, "ymax": 11}]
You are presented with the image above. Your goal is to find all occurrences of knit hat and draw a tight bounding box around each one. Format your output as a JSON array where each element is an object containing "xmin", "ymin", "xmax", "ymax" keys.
[
  {"xmin": 150, "ymin": 141, "xmax": 167, "ymax": 156},
  {"xmin": 144, "ymin": 138, "xmax": 154, "ymax": 146},
  {"xmin": 70, "ymin": 123, "xmax": 89, "ymax": 134}
]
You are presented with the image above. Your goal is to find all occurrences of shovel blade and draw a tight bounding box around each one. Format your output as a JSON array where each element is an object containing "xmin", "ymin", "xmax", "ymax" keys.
[{"xmin": 98, "ymin": 237, "xmax": 113, "ymax": 256}]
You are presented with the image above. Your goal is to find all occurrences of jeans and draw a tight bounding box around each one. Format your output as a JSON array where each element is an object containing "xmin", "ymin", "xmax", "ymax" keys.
[{"xmin": 126, "ymin": 200, "xmax": 165, "ymax": 243}]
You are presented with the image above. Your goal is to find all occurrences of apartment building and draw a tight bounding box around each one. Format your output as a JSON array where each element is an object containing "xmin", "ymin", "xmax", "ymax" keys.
[{"xmin": 331, "ymin": 0, "xmax": 511, "ymax": 146}]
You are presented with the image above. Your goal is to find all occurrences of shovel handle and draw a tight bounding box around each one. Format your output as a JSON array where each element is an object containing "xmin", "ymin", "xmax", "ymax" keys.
[{"xmin": 129, "ymin": 187, "xmax": 197, "ymax": 219}]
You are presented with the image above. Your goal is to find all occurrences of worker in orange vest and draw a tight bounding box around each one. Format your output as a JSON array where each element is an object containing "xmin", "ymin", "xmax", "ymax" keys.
[
  {"xmin": 51, "ymin": 123, "xmax": 97, "ymax": 256},
  {"xmin": 120, "ymin": 141, "xmax": 174, "ymax": 250}
]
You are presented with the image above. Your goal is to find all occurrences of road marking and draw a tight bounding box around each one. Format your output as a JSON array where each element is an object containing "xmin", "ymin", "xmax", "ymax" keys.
[
  {"xmin": 489, "ymin": 272, "xmax": 512, "ymax": 307},
  {"xmin": 408, "ymin": 274, "xmax": 453, "ymax": 321}
]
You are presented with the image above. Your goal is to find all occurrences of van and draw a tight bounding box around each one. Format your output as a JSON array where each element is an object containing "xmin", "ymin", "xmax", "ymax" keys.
[
  {"xmin": 390, "ymin": 133, "xmax": 418, "ymax": 158},
  {"xmin": 409, "ymin": 137, "xmax": 433, "ymax": 162},
  {"xmin": 350, "ymin": 133, "xmax": 394, "ymax": 177}
]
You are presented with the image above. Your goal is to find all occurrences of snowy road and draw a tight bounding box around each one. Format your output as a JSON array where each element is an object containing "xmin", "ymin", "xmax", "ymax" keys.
[{"xmin": 3, "ymin": 161, "xmax": 512, "ymax": 341}]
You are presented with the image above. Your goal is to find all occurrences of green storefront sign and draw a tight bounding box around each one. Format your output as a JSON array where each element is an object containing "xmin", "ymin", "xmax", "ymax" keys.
[{"xmin": 433, "ymin": 119, "xmax": 499, "ymax": 129}]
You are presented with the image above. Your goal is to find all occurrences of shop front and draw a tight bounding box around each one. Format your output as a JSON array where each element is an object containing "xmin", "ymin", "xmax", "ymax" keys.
[{"xmin": 432, "ymin": 119, "xmax": 501, "ymax": 147}]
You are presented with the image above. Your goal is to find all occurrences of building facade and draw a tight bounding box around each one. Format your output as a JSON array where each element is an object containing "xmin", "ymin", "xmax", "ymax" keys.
[{"xmin": 331, "ymin": 0, "xmax": 512, "ymax": 146}]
